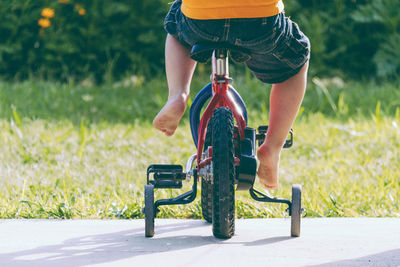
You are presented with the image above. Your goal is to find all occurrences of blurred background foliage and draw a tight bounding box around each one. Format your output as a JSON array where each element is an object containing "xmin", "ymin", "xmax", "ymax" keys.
[
  {"xmin": 0, "ymin": 0, "xmax": 168, "ymax": 82},
  {"xmin": 0, "ymin": 0, "xmax": 399, "ymax": 82}
]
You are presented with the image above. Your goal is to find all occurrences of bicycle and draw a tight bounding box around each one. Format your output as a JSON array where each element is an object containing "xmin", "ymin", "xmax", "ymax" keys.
[{"xmin": 143, "ymin": 43, "xmax": 302, "ymax": 239}]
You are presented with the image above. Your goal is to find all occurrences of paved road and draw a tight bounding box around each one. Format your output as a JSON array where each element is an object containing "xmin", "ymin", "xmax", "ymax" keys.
[{"xmin": 0, "ymin": 218, "xmax": 399, "ymax": 267}]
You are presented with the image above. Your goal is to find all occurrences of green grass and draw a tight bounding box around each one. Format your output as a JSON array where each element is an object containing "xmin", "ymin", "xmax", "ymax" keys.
[{"xmin": 0, "ymin": 77, "xmax": 399, "ymax": 219}]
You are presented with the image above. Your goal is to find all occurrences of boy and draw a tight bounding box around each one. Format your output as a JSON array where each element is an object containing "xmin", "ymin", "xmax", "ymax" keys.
[{"xmin": 153, "ymin": 0, "xmax": 310, "ymax": 189}]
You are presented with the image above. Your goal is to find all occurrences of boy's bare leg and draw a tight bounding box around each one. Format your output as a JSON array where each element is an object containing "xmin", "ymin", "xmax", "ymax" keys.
[
  {"xmin": 257, "ymin": 61, "xmax": 309, "ymax": 189},
  {"xmin": 153, "ymin": 34, "xmax": 197, "ymax": 136}
]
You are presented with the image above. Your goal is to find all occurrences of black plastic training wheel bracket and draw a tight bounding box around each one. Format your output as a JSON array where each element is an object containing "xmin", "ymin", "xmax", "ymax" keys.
[
  {"xmin": 249, "ymin": 187, "xmax": 292, "ymax": 212},
  {"xmin": 153, "ymin": 169, "xmax": 198, "ymax": 212}
]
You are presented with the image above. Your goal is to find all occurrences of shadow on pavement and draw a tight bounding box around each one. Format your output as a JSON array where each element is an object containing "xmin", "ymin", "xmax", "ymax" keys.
[
  {"xmin": 308, "ymin": 249, "xmax": 400, "ymax": 267},
  {"xmin": 0, "ymin": 221, "xmax": 290, "ymax": 267}
]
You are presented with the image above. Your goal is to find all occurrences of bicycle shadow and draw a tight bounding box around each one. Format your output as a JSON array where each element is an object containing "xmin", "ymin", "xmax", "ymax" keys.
[{"xmin": 0, "ymin": 220, "xmax": 291, "ymax": 267}]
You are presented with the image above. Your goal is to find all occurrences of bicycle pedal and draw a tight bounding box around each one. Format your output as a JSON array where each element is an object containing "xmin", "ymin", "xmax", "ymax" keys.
[
  {"xmin": 256, "ymin": 125, "xmax": 293, "ymax": 148},
  {"xmin": 256, "ymin": 125, "xmax": 268, "ymax": 147},
  {"xmin": 147, "ymin": 164, "xmax": 185, "ymax": 189},
  {"xmin": 258, "ymin": 125, "xmax": 269, "ymax": 134}
]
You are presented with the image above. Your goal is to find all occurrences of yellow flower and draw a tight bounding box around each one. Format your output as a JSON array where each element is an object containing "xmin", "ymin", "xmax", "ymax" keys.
[
  {"xmin": 58, "ymin": 0, "xmax": 69, "ymax": 4},
  {"xmin": 41, "ymin": 8, "xmax": 55, "ymax": 18},
  {"xmin": 38, "ymin": 18, "xmax": 51, "ymax": 28},
  {"xmin": 78, "ymin": 8, "xmax": 86, "ymax": 16}
]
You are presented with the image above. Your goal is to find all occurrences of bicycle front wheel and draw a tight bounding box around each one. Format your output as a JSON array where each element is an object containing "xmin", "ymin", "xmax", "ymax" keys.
[{"xmin": 212, "ymin": 107, "xmax": 235, "ymax": 239}]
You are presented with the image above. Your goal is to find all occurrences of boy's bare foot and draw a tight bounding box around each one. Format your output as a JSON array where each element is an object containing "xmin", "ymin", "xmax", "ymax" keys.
[
  {"xmin": 257, "ymin": 145, "xmax": 281, "ymax": 190},
  {"xmin": 153, "ymin": 94, "xmax": 187, "ymax": 136}
]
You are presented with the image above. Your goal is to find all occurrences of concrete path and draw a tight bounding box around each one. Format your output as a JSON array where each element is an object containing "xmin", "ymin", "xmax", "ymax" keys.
[{"xmin": 0, "ymin": 218, "xmax": 399, "ymax": 267}]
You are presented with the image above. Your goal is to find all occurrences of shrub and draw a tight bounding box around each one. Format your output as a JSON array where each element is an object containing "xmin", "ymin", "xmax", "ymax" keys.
[
  {"xmin": 0, "ymin": 0, "xmax": 168, "ymax": 82},
  {"xmin": 285, "ymin": 0, "xmax": 399, "ymax": 80},
  {"xmin": 0, "ymin": 0, "xmax": 398, "ymax": 81}
]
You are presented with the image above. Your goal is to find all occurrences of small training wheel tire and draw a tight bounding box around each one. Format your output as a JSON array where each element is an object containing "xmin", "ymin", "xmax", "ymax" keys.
[
  {"xmin": 144, "ymin": 184, "xmax": 155, "ymax": 237},
  {"xmin": 290, "ymin": 184, "xmax": 302, "ymax": 237}
]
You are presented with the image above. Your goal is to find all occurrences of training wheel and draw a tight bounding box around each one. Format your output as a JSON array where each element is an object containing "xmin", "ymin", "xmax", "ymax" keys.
[
  {"xmin": 290, "ymin": 184, "xmax": 302, "ymax": 237},
  {"xmin": 144, "ymin": 184, "xmax": 155, "ymax": 237}
]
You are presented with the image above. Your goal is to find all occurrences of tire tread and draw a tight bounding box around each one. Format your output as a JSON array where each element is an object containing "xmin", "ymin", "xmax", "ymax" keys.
[{"xmin": 212, "ymin": 107, "xmax": 235, "ymax": 239}]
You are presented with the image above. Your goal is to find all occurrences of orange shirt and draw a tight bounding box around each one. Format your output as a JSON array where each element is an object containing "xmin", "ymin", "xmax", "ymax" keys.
[{"xmin": 181, "ymin": 0, "xmax": 284, "ymax": 20}]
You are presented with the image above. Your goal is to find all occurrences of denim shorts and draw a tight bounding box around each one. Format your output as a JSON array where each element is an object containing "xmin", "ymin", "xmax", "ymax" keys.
[{"xmin": 164, "ymin": 0, "xmax": 310, "ymax": 84}]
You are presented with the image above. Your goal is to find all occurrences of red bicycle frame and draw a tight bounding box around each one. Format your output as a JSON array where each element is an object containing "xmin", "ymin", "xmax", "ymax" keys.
[{"xmin": 196, "ymin": 50, "xmax": 247, "ymax": 170}]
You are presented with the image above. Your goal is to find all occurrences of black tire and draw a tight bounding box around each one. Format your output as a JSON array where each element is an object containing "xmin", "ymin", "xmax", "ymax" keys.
[
  {"xmin": 201, "ymin": 177, "xmax": 213, "ymax": 223},
  {"xmin": 212, "ymin": 107, "xmax": 235, "ymax": 239},
  {"xmin": 144, "ymin": 184, "xmax": 155, "ymax": 237},
  {"xmin": 201, "ymin": 118, "xmax": 213, "ymax": 223},
  {"xmin": 291, "ymin": 184, "xmax": 302, "ymax": 237}
]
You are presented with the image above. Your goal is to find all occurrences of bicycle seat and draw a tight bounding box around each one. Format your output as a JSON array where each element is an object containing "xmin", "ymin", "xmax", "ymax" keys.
[{"xmin": 190, "ymin": 43, "xmax": 251, "ymax": 63}]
